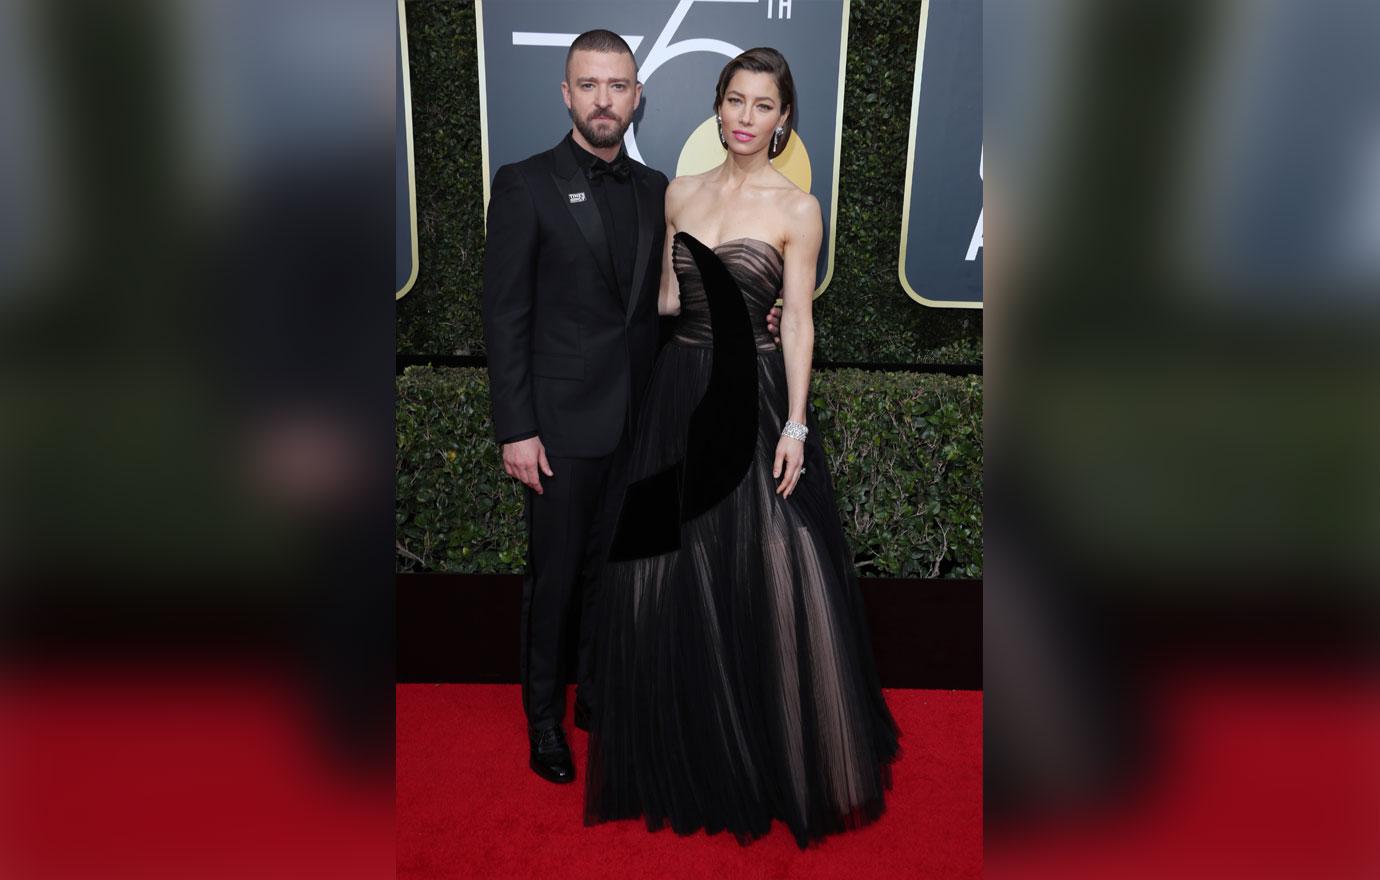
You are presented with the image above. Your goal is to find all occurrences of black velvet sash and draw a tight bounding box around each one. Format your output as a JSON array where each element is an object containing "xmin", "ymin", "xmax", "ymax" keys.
[{"xmin": 607, "ymin": 233, "xmax": 759, "ymax": 561}]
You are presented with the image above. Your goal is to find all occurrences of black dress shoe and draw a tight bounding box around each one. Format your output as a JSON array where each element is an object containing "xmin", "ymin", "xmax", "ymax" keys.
[
  {"xmin": 528, "ymin": 725, "xmax": 575, "ymax": 784},
  {"xmin": 573, "ymin": 698, "xmax": 592, "ymax": 732}
]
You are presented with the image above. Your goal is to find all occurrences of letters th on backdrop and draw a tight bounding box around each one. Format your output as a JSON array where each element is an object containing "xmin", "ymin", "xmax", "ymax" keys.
[
  {"xmin": 899, "ymin": 0, "xmax": 982, "ymax": 308},
  {"xmin": 397, "ymin": 0, "xmax": 418, "ymax": 299},
  {"xmin": 476, "ymin": 0, "xmax": 849, "ymax": 294}
]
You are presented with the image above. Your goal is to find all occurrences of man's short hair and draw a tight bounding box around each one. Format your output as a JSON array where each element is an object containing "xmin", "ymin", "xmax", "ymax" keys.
[{"xmin": 565, "ymin": 29, "xmax": 637, "ymax": 81}]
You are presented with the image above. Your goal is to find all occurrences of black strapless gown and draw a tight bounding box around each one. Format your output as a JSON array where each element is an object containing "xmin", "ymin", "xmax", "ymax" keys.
[{"xmin": 583, "ymin": 232, "xmax": 901, "ymax": 849}]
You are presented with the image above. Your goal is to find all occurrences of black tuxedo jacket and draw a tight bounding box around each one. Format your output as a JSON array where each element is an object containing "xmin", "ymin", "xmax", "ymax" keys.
[{"xmin": 481, "ymin": 138, "xmax": 668, "ymax": 458}]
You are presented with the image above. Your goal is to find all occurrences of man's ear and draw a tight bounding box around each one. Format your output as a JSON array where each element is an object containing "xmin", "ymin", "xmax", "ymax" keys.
[{"xmin": 560, "ymin": 80, "xmax": 571, "ymax": 108}]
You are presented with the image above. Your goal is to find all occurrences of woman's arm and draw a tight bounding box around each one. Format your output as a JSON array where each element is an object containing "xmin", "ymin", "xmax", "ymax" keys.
[
  {"xmin": 658, "ymin": 179, "xmax": 686, "ymax": 316},
  {"xmin": 773, "ymin": 192, "xmax": 822, "ymax": 498}
]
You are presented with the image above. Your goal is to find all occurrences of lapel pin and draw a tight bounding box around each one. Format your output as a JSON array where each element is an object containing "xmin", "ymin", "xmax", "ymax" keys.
[{"xmin": 568, "ymin": 192, "xmax": 587, "ymax": 204}]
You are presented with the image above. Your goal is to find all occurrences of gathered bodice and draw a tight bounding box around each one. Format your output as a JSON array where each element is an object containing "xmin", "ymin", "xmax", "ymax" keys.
[{"xmin": 671, "ymin": 233, "xmax": 782, "ymax": 352}]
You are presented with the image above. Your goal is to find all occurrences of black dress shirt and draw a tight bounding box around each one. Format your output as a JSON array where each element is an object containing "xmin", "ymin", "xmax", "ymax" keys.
[{"xmin": 566, "ymin": 132, "xmax": 637, "ymax": 302}]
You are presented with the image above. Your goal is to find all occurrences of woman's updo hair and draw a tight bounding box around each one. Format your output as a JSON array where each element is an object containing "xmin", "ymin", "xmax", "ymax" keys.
[{"xmin": 714, "ymin": 47, "xmax": 796, "ymax": 159}]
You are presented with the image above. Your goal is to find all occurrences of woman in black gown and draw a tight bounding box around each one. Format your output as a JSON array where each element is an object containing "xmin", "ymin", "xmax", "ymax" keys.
[{"xmin": 584, "ymin": 48, "xmax": 900, "ymax": 849}]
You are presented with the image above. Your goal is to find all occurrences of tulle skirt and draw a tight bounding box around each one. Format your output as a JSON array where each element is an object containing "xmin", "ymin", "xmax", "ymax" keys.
[{"xmin": 584, "ymin": 343, "xmax": 901, "ymax": 849}]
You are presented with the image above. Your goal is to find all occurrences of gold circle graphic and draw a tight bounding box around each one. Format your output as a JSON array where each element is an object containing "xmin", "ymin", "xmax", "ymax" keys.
[{"xmin": 675, "ymin": 116, "xmax": 812, "ymax": 192}]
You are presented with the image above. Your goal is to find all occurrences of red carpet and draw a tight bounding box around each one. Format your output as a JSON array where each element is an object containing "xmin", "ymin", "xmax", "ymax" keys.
[
  {"xmin": 3, "ymin": 665, "xmax": 394, "ymax": 878},
  {"xmin": 397, "ymin": 684, "xmax": 982, "ymax": 879}
]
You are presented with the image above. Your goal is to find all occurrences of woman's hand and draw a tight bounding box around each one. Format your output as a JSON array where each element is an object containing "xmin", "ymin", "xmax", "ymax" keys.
[{"xmin": 773, "ymin": 435, "xmax": 806, "ymax": 497}]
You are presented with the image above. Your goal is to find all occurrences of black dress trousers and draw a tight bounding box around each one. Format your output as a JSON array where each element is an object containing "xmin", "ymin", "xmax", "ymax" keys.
[{"xmin": 519, "ymin": 452, "xmax": 619, "ymax": 733}]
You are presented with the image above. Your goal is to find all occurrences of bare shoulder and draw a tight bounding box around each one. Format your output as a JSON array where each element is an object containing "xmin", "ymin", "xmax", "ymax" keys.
[
  {"xmin": 782, "ymin": 188, "xmax": 822, "ymax": 238},
  {"xmin": 664, "ymin": 176, "xmax": 687, "ymax": 225},
  {"xmin": 668, "ymin": 171, "xmax": 714, "ymax": 195},
  {"xmin": 783, "ymin": 186, "xmax": 819, "ymax": 216},
  {"xmin": 761, "ymin": 169, "xmax": 818, "ymax": 217},
  {"xmin": 665, "ymin": 173, "xmax": 705, "ymax": 211}
]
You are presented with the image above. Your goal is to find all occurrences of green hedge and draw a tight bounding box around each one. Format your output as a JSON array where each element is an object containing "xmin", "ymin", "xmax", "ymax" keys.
[
  {"xmin": 397, "ymin": 0, "xmax": 982, "ymax": 364},
  {"xmin": 396, "ymin": 366, "xmax": 981, "ymax": 578}
]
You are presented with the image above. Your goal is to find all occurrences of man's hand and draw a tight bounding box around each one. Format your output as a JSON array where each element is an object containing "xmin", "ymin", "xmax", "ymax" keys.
[
  {"xmin": 502, "ymin": 436, "xmax": 553, "ymax": 494},
  {"xmin": 765, "ymin": 303, "xmax": 783, "ymax": 348}
]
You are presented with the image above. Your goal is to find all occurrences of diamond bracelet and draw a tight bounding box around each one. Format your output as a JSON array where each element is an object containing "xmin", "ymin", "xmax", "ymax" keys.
[{"xmin": 781, "ymin": 420, "xmax": 808, "ymax": 442}]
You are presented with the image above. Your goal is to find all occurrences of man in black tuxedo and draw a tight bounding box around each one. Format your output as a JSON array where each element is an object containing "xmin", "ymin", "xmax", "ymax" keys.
[{"xmin": 481, "ymin": 30, "xmax": 663, "ymax": 784}]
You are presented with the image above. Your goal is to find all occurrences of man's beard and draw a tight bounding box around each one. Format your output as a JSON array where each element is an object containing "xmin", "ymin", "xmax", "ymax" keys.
[{"xmin": 572, "ymin": 107, "xmax": 628, "ymax": 149}]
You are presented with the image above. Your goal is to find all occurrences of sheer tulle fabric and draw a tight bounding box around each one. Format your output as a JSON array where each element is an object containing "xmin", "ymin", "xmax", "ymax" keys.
[{"xmin": 584, "ymin": 234, "xmax": 900, "ymax": 849}]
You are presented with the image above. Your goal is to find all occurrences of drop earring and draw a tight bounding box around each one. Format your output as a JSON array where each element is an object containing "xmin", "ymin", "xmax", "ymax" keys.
[
  {"xmin": 717, "ymin": 113, "xmax": 727, "ymax": 148},
  {"xmin": 772, "ymin": 126, "xmax": 784, "ymax": 155}
]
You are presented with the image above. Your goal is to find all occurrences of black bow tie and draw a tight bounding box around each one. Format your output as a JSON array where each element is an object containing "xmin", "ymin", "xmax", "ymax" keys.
[{"xmin": 587, "ymin": 154, "xmax": 631, "ymax": 184}]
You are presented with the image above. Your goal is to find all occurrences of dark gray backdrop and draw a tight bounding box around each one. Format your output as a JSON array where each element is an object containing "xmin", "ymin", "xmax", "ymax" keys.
[{"xmin": 899, "ymin": 0, "xmax": 982, "ymax": 307}]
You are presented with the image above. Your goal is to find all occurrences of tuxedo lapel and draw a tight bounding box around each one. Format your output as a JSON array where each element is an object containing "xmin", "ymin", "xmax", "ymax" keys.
[
  {"xmin": 626, "ymin": 167, "xmax": 655, "ymax": 322},
  {"xmin": 549, "ymin": 143, "xmax": 619, "ymax": 300}
]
